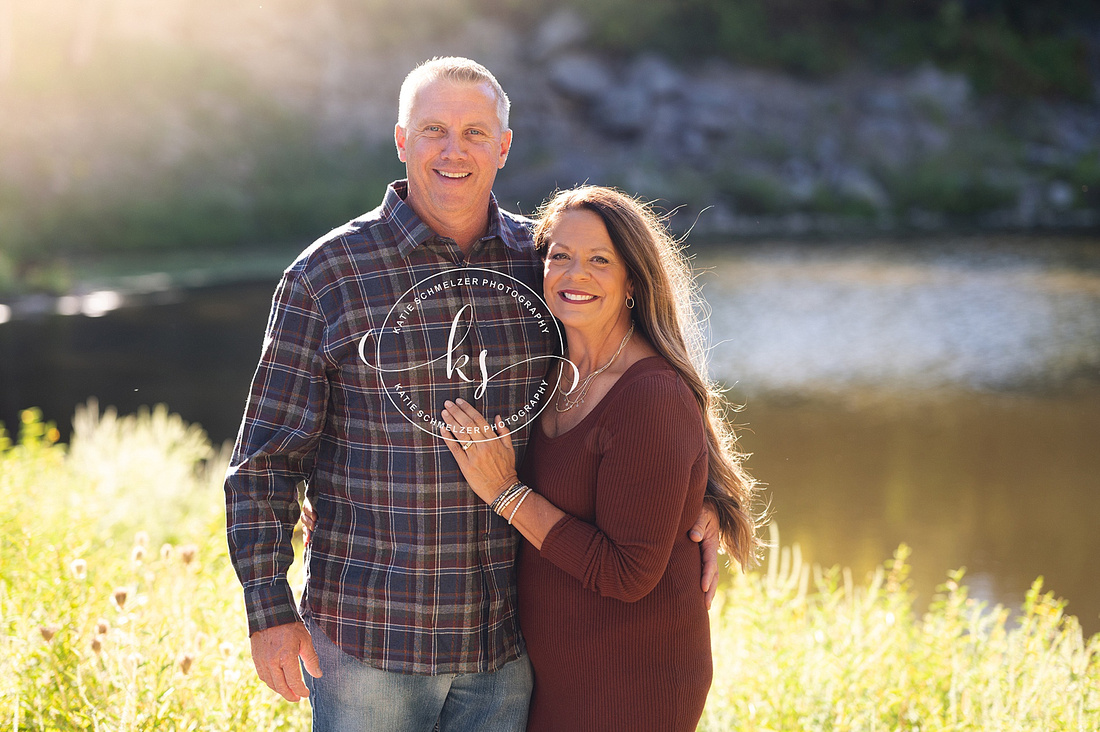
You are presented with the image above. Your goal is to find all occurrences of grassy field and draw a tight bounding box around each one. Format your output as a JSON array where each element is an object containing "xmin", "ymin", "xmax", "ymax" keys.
[{"xmin": 2, "ymin": 405, "xmax": 1097, "ymax": 731}]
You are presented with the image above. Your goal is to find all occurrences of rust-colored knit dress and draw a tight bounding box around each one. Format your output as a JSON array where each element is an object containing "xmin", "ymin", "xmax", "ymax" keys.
[{"xmin": 517, "ymin": 357, "xmax": 712, "ymax": 732}]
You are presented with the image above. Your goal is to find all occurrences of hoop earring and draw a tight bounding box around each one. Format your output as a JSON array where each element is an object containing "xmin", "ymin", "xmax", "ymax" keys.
[{"xmin": 626, "ymin": 296, "xmax": 635, "ymax": 309}]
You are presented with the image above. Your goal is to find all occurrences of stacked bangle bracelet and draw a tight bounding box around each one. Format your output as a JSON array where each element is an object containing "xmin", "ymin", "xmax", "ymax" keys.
[
  {"xmin": 490, "ymin": 481, "xmax": 534, "ymax": 524},
  {"xmin": 490, "ymin": 482, "xmax": 526, "ymax": 514}
]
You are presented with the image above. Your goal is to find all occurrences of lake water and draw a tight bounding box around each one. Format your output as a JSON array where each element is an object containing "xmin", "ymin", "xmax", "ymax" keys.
[{"xmin": 2, "ymin": 236, "xmax": 1098, "ymax": 634}]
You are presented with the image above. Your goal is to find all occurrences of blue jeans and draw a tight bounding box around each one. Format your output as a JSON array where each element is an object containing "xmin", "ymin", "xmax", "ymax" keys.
[{"xmin": 302, "ymin": 616, "xmax": 532, "ymax": 732}]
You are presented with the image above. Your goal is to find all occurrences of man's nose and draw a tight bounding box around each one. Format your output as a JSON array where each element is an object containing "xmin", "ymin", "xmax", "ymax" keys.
[{"xmin": 440, "ymin": 131, "xmax": 468, "ymax": 158}]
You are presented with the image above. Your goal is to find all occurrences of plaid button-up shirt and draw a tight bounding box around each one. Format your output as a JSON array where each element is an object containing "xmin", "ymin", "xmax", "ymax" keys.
[{"xmin": 225, "ymin": 181, "xmax": 559, "ymax": 674}]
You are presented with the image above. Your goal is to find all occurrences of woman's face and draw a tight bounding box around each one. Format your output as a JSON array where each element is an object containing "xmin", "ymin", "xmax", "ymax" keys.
[{"xmin": 542, "ymin": 208, "xmax": 634, "ymax": 333}]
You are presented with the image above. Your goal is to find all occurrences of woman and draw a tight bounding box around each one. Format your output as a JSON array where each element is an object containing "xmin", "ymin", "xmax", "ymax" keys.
[{"xmin": 439, "ymin": 186, "xmax": 760, "ymax": 731}]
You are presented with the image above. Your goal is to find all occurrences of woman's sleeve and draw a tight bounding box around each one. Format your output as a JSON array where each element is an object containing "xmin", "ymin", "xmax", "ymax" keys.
[{"xmin": 538, "ymin": 372, "xmax": 705, "ymax": 602}]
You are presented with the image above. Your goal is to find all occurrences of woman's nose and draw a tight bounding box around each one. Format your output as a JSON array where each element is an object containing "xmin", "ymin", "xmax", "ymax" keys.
[{"xmin": 565, "ymin": 258, "xmax": 588, "ymax": 279}]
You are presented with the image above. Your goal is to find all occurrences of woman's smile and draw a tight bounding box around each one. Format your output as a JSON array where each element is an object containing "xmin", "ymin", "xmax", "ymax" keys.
[{"xmin": 542, "ymin": 209, "xmax": 633, "ymax": 331}]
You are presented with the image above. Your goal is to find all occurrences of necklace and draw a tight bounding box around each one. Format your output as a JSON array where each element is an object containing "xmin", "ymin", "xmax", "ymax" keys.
[{"xmin": 555, "ymin": 324, "xmax": 634, "ymax": 413}]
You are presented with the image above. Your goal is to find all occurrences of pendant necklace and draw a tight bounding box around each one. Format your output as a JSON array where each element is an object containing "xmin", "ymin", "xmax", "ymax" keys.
[{"xmin": 555, "ymin": 324, "xmax": 634, "ymax": 413}]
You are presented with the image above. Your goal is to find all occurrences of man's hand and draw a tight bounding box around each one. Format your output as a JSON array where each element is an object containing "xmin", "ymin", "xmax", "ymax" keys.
[
  {"xmin": 689, "ymin": 502, "xmax": 721, "ymax": 610},
  {"xmin": 249, "ymin": 622, "xmax": 322, "ymax": 702}
]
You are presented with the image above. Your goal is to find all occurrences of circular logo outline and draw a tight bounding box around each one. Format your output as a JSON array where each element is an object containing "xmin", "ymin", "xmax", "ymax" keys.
[{"xmin": 359, "ymin": 267, "xmax": 568, "ymax": 443}]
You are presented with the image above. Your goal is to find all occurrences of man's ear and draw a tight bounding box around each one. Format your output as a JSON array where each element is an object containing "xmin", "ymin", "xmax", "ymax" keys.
[
  {"xmin": 498, "ymin": 129, "xmax": 512, "ymax": 169},
  {"xmin": 395, "ymin": 124, "xmax": 407, "ymax": 163}
]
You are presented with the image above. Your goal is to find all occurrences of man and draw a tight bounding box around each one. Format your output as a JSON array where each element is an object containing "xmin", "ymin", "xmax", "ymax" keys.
[{"xmin": 225, "ymin": 57, "xmax": 720, "ymax": 731}]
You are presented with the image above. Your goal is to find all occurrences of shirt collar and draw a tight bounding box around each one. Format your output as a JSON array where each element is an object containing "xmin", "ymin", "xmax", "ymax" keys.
[{"xmin": 382, "ymin": 180, "xmax": 526, "ymax": 259}]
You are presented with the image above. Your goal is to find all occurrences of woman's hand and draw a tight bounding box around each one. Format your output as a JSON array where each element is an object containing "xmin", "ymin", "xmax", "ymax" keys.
[
  {"xmin": 299, "ymin": 498, "xmax": 317, "ymax": 546},
  {"xmin": 439, "ymin": 399, "xmax": 519, "ymax": 505}
]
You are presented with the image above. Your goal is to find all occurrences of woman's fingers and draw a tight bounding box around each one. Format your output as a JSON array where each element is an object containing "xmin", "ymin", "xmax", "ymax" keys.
[
  {"xmin": 443, "ymin": 399, "xmax": 497, "ymax": 444},
  {"xmin": 438, "ymin": 402, "xmax": 473, "ymax": 449},
  {"xmin": 494, "ymin": 415, "xmax": 514, "ymax": 451},
  {"xmin": 439, "ymin": 404, "xmax": 520, "ymax": 504},
  {"xmin": 451, "ymin": 399, "xmax": 492, "ymax": 435},
  {"xmin": 439, "ymin": 423, "xmax": 466, "ymax": 457},
  {"xmin": 301, "ymin": 500, "xmax": 317, "ymax": 528}
]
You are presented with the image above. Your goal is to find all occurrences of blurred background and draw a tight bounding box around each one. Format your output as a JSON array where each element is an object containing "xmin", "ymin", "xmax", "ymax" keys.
[{"xmin": 1, "ymin": 0, "xmax": 1098, "ymax": 632}]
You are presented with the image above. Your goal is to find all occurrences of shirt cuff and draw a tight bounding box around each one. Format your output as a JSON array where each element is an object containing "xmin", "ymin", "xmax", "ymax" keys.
[{"xmin": 243, "ymin": 579, "xmax": 301, "ymax": 635}]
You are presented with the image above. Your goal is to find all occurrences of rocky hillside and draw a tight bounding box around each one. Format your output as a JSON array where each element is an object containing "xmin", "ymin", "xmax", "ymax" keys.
[{"xmin": 0, "ymin": 0, "xmax": 1097, "ymax": 285}]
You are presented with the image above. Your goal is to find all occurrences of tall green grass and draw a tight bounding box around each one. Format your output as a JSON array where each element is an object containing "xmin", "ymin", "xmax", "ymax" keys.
[
  {"xmin": 705, "ymin": 533, "xmax": 1100, "ymax": 730},
  {"xmin": 2, "ymin": 406, "xmax": 1097, "ymax": 730},
  {"xmin": 0, "ymin": 405, "xmax": 309, "ymax": 730}
]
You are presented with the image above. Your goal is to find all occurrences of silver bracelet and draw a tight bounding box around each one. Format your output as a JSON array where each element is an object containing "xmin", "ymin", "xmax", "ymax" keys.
[{"xmin": 508, "ymin": 487, "xmax": 534, "ymax": 525}]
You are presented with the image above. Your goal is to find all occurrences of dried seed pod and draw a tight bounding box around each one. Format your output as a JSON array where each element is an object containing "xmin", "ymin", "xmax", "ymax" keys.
[
  {"xmin": 69, "ymin": 558, "xmax": 87, "ymax": 580},
  {"xmin": 179, "ymin": 545, "xmax": 198, "ymax": 565}
]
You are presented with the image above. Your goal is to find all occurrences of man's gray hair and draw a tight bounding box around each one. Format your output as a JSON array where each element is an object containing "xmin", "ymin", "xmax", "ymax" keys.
[{"xmin": 398, "ymin": 57, "xmax": 510, "ymax": 131}]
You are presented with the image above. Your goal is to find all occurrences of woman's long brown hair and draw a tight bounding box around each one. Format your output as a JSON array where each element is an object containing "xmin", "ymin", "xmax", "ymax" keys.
[{"xmin": 533, "ymin": 186, "xmax": 763, "ymax": 568}]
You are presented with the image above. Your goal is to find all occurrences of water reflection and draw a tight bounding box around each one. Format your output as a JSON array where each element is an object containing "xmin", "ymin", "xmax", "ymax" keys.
[
  {"xmin": 0, "ymin": 282, "xmax": 275, "ymax": 444},
  {"xmin": 696, "ymin": 237, "xmax": 1100, "ymax": 634},
  {"xmin": 57, "ymin": 290, "xmax": 126, "ymax": 318},
  {"xmin": 702, "ymin": 239, "xmax": 1100, "ymax": 393},
  {"xmin": 735, "ymin": 390, "xmax": 1100, "ymax": 634},
  {"xmin": 1, "ymin": 237, "xmax": 1098, "ymax": 635}
]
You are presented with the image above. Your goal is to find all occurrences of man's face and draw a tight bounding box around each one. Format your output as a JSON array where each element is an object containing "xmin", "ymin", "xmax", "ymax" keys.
[{"xmin": 395, "ymin": 79, "xmax": 512, "ymax": 235}]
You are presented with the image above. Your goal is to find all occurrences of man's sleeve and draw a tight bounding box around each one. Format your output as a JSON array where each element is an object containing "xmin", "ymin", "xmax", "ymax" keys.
[{"xmin": 224, "ymin": 266, "xmax": 329, "ymax": 634}]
